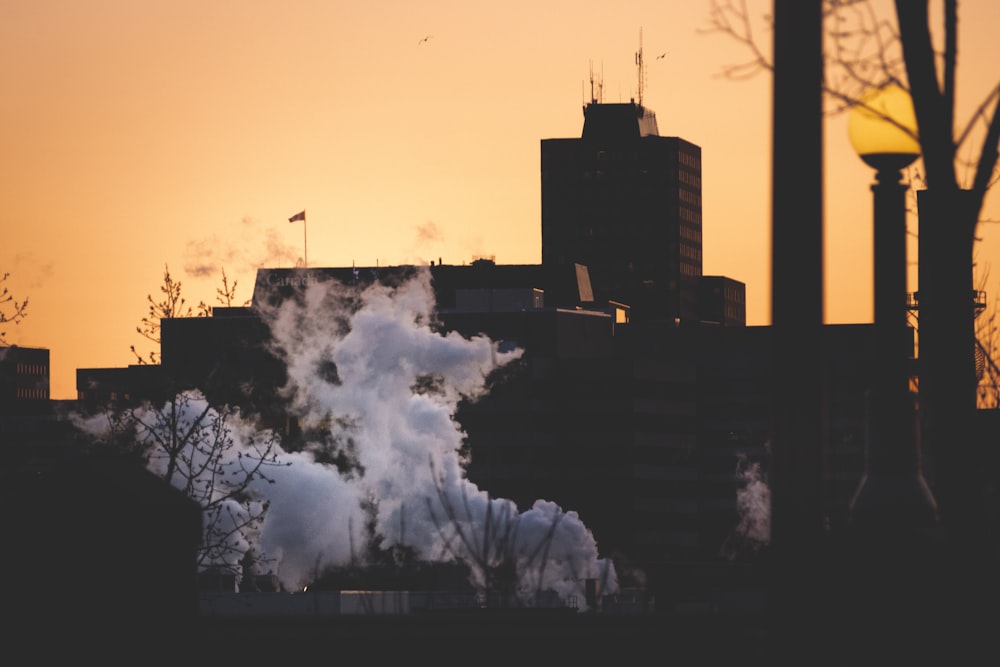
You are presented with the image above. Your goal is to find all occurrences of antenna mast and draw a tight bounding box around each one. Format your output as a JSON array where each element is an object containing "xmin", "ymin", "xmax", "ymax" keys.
[
  {"xmin": 635, "ymin": 27, "xmax": 646, "ymax": 107},
  {"xmin": 589, "ymin": 60, "xmax": 595, "ymax": 104},
  {"xmin": 588, "ymin": 60, "xmax": 605, "ymax": 104}
]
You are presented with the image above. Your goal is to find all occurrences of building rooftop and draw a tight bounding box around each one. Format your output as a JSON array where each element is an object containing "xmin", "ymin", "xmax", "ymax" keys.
[{"xmin": 581, "ymin": 101, "xmax": 660, "ymax": 142}]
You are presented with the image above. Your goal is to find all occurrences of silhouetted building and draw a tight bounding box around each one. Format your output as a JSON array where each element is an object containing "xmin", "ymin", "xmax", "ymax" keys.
[
  {"xmin": 448, "ymin": 303, "xmax": 873, "ymax": 593},
  {"xmin": 158, "ymin": 306, "xmax": 286, "ymax": 426},
  {"xmin": 541, "ymin": 101, "xmax": 704, "ymax": 323},
  {"xmin": 67, "ymin": 99, "xmax": 880, "ymax": 612},
  {"xmin": 76, "ymin": 363, "xmax": 166, "ymax": 410},
  {"xmin": 0, "ymin": 407, "xmax": 202, "ymax": 643},
  {"xmin": 0, "ymin": 345, "xmax": 50, "ymax": 414},
  {"xmin": 448, "ymin": 308, "xmax": 700, "ymax": 583},
  {"xmin": 697, "ymin": 276, "xmax": 746, "ymax": 326}
]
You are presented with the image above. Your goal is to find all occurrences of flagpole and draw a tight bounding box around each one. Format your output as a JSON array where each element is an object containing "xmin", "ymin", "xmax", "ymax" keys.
[{"xmin": 289, "ymin": 210, "xmax": 307, "ymax": 268}]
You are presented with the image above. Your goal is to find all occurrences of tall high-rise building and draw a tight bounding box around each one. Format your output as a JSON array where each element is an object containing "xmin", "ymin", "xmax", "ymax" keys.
[{"xmin": 541, "ymin": 100, "xmax": 703, "ymax": 323}]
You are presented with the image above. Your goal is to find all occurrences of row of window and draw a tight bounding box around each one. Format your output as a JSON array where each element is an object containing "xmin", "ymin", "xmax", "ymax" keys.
[
  {"xmin": 14, "ymin": 363, "xmax": 48, "ymax": 376},
  {"xmin": 678, "ymin": 190, "xmax": 701, "ymax": 206},
  {"xmin": 15, "ymin": 387, "xmax": 48, "ymax": 400},
  {"xmin": 678, "ymin": 151, "xmax": 700, "ymax": 169},
  {"xmin": 680, "ymin": 263, "xmax": 700, "ymax": 277},
  {"xmin": 680, "ymin": 244, "xmax": 702, "ymax": 261},
  {"xmin": 680, "ymin": 207, "xmax": 701, "ymax": 224},
  {"xmin": 679, "ymin": 223, "xmax": 701, "ymax": 241},
  {"xmin": 678, "ymin": 170, "xmax": 701, "ymax": 187}
]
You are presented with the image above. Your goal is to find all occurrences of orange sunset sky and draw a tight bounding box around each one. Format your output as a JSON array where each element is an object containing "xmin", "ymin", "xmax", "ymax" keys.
[{"xmin": 2, "ymin": 0, "xmax": 999, "ymax": 400}]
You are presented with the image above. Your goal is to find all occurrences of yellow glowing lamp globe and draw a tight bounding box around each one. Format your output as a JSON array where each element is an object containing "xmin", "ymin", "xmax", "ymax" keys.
[{"xmin": 848, "ymin": 83, "xmax": 921, "ymax": 171}]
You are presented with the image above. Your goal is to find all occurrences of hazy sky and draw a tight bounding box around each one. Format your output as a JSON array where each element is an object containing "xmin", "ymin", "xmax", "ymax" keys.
[{"xmin": 2, "ymin": 0, "xmax": 998, "ymax": 399}]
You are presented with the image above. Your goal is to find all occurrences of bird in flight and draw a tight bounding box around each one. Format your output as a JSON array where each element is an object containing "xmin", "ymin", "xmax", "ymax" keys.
[
  {"xmin": 418, "ymin": 35, "xmax": 433, "ymax": 45},
  {"xmin": 656, "ymin": 52, "xmax": 669, "ymax": 60}
]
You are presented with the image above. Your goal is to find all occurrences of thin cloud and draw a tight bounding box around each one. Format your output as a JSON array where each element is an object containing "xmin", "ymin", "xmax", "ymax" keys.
[
  {"xmin": 9, "ymin": 252, "xmax": 55, "ymax": 290},
  {"xmin": 183, "ymin": 216, "xmax": 299, "ymax": 280},
  {"xmin": 415, "ymin": 220, "xmax": 443, "ymax": 244}
]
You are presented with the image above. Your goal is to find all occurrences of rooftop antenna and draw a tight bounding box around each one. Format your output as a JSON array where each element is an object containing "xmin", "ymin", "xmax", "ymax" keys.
[
  {"xmin": 635, "ymin": 27, "xmax": 646, "ymax": 107},
  {"xmin": 589, "ymin": 60, "xmax": 595, "ymax": 104},
  {"xmin": 587, "ymin": 59, "xmax": 604, "ymax": 105}
]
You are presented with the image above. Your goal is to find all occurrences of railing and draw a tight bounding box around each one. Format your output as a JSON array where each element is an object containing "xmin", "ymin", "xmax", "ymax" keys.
[{"xmin": 905, "ymin": 290, "xmax": 988, "ymax": 315}]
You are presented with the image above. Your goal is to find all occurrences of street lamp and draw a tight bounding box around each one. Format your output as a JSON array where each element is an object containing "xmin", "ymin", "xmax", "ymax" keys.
[
  {"xmin": 848, "ymin": 82, "xmax": 922, "ymax": 172},
  {"xmin": 847, "ymin": 82, "xmax": 939, "ymax": 538}
]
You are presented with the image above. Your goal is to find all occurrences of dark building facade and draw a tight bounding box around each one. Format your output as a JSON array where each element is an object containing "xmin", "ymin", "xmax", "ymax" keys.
[
  {"xmin": 541, "ymin": 101, "xmax": 704, "ymax": 323},
  {"xmin": 447, "ymin": 299, "xmax": 874, "ymax": 593},
  {"xmin": 0, "ymin": 399, "xmax": 202, "ymax": 643},
  {"xmin": 76, "ymin": 363, "xmax": 166, "ymax": 409},
  {"xmin": 697, "ymin": 276, "xmax": 747, "ymax": 327},
  {"xmin": 158, "ymin": 306, "xmax": 286, "ymax": 423},
  {"xmin": 0, "ymin": 345, "xmax": 50, "ymax": 415},
  {"xmin": 67, "ymin": 100, "xmax": 885, "ymax": 609},
  {"xmin": 70, "ymin": 271, "xmax": 876, "ymax": 608}
]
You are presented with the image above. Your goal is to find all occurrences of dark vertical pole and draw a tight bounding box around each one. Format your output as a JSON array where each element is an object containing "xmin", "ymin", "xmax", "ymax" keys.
[
  {"xmin": 873, "ymin": 170, "xmax": 910, "ymax": 373},
  {"xmin": 917, "ymin": 188, "xmax": 983, "ymax": 651},
  {"xmin": 844, "ymin": 168, "xmax": 941, "ymax": 655},
  {"xmin": 918, "ymin": 189, "xmax": 978, "ymax": 528},
  {"xmin": 875, "ymin": 170, "xmax": 915, "ymax": 488},
  {"xmin": 769, "ymin": 0, "xmax": 826, "ymax": 657},
  {"xmin": 850, "ymin": 167, "xmax": 937, "ymax": 523}
]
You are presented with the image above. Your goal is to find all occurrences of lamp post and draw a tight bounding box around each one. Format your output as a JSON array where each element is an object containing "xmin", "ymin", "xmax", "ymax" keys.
[
  {"xmin": 846, "ymin": 82, "xmax": 939, "ymax": 538},
  {"xmin": 840, "ymin": 84, "xmax": 944, "ymax": 651}
]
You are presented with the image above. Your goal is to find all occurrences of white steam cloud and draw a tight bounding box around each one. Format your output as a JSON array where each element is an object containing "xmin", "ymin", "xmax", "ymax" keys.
[
  {"xmin": 258, "ymin": 267, "xmax": 617, "ymax": 603},
  {"xmin": 721, "ymin": 451, "xmax": 771, "ymax": 560},
  {"xmin": 78, "ymin": 266, "xmax": 617, "ymax": 607}
]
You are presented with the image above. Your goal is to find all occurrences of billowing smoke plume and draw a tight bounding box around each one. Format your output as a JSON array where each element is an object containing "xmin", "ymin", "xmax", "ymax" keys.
[
  {"xmin": 258, "ymin": 267, "xmax": 616, "ymax": 603},
  {"xmin": 78, "ymin": 266, "xmax": 617, "ymax": 607}
]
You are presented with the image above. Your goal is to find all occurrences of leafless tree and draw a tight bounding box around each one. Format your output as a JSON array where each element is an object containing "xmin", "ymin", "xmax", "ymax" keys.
[
  {"xmin": 424, "ymin": 460, "xmax": 610, "ymax": 610},
  {"xmin": 132, "ymin": 265, "xmax": 251, "ymax": 364},
  {"xmin": 707, "ymin": 0, "xmax": 1000, "ymax": 572},
  {"xmin": 975, "ymin": 275, "xmax": 1000, "ymax": 408},
  {"xmin": 132, "ymin": 264, "xmax": 206, "ymax": 364},
  {"xmin": 754, "ymin": 2, "xmax": 906, "ymax": 96},
  {"xmin": 213, "ymin": 267, "xmax": 251, "ymax": 309},
  {"xmin": 77, "ymin": 390, "xmax": 290, "ymax": 576},
  {"xmin": 704, "ymin": 1, "xmax": 998, "ymax": 193},
  {"xmin": 0, "ymin": 272, "xmax": 28, "ymax": 345},
  {"xmin": 704, "ymin": 1, "xmax": 1000, "ymax": 416}
]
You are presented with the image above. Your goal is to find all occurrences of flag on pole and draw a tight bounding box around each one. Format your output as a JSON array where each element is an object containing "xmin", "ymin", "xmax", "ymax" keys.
[{"xmin": 289, "ymin": 210, "xmax": 306, "ymax": 223}]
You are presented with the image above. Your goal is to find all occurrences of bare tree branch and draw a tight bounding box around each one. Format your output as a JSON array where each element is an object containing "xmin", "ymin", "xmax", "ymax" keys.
[
  {"xmin": 956, "ymin": 85, "xmax": 1000, "ymax": 157},
  {"xmin": 942, "ymin": 0, "xmax": 957, "ymax": 146},
  {"xmin": 701, "ymin": 0, "xmax": 773, "ymax": 81},
  {"xmin": 425, "ymin": 458, "xmax": 569, "ymax": 607},
  {"xmin": 0, "ymin": 272, "xmax": 29, "ymax": 344},
  {"xmin": 971, "ymin": 85, "xmax": 1000, "ymax": 222},
  {"xmin": 133, "ymin": 264, "xmax": 197, "ymax": 364},
  {"xmin": 78, "ymin": 390, "xmax": 290, "ymax": 576},
  {"xmin": 215, "ymin": 267, "xmax": 250, "ymax": 308}
]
